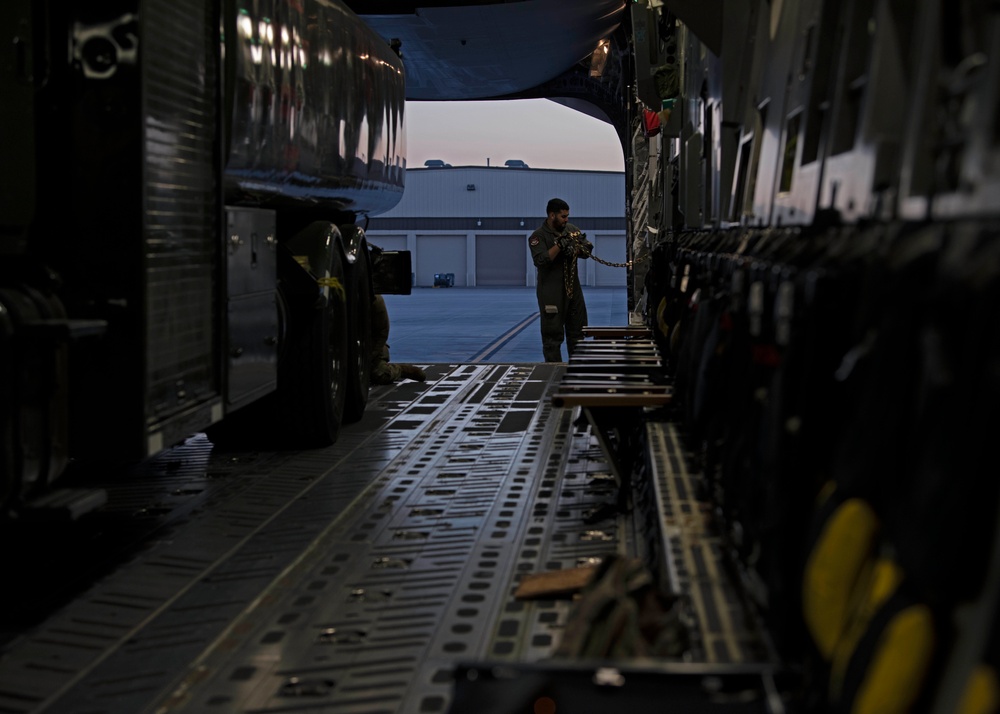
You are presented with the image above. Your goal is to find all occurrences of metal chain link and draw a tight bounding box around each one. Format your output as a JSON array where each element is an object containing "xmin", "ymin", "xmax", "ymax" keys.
[
  {"xmin": 561, "ymin": 232, "xmax": 650, "ymax": 297},
  {"xmin": 564, "ymin": 247, "xmax": 578, "ymax": 297},
  {"xmin": 590, "ymin": 253, "xmax": 651, "ymax": 269}
]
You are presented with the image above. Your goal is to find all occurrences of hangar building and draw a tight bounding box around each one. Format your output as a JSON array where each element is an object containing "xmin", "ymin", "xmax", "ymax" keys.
[{"xmin": 364, "ymin": 165, "xmax": 627, "ymax": 288}]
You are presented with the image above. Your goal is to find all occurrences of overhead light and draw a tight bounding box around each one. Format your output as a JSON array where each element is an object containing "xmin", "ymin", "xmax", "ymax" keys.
[{"xmin": 590, "ymin": 38, "xmax": 610, "ymax": 77}]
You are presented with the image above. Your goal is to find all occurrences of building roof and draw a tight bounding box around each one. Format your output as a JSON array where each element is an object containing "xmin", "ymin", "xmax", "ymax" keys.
[{"xmin": 376, "ymin": 166, "xmax": 625, "ymax": 219}]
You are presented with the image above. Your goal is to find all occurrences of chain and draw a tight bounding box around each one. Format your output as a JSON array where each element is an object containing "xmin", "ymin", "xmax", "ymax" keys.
[
  {"xmin": 560, "ymin": 232, "xmax": 650, "ymax": 297},
  {"xmin": 564, "ymin": 245, "xmax": 578, "ymax": 297},
  {"xmin": 591, "ymin": 253, "xmax": 650, "ymax": 269}
]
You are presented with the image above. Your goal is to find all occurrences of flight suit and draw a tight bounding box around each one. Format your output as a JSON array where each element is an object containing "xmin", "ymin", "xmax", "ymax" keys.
[
  {"xmin": 370, "ymin": 295, "xmax": 425, "ymax": 383},
  {"xmin": 529, "ymin": 220, "xmax": 589, "ymax": 362}
]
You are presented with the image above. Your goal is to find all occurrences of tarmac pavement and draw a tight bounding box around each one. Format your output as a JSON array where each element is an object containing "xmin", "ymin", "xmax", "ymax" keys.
[{"xmin": 382, "ymin": 286, "xmax": 631, "ymax": 363}]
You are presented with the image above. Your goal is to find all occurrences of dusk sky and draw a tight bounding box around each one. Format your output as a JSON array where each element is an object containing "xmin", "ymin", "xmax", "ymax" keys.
[{"xmin": 404, "ymin": 98, "xmax": 626, "ymax": 172}]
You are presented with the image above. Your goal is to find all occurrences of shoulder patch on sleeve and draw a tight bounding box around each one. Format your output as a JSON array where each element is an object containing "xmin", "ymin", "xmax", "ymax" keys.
[{"xmin": 529, "ymin": 237, "xmax": 540, "ymax": 246}]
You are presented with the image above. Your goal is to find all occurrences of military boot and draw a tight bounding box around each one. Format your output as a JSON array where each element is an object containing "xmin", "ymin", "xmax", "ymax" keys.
[{"xmin": 399, "ymin": 364, "xmax": 426, "ymax": 382}]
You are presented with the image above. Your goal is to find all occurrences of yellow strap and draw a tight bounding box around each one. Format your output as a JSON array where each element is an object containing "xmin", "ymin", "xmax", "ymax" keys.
[
  {"xmin": 292, "ymin": 255, "xmax": 346, "ymax": 301},
  {"xmin": 954, "ymin": 665, "xmax": 1000, "ymax": 714},
  {"xmin": 802, "ymin": 496, "xmax": 881, "ymax": 660},
  {"xmin": 851, "ymin": 604, "xmax": 935, "ymax": 714},
  {"xmin": 316, "ymin": 277, "xmax": 346, "ymax": 302},
  {"xmin": 830, "ymin": 558, "xmax": 904, "ymax": 697}
]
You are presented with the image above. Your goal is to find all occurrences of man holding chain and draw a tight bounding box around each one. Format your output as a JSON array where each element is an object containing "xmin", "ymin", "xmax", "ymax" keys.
[{"xmin": 528, "ymin": 198, "xmax": 594, "ymax": 362}]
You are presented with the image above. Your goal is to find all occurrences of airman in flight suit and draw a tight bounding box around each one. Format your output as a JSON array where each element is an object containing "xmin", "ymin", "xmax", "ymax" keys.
[
  {"xmin": 528, "ymin": 198, "xmax": 593, "ymax": 362},
  {"xmin": 370, "ymin": 295, "xmax": 426, "ymax": 383}
]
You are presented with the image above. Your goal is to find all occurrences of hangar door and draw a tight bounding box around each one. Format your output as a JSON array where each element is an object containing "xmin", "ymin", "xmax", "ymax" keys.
[
  {"xmin": 368, "ymin": 234, "xmax": 407, "ymax": 252},
  {"xmin": 416, "ymin": 234, "xmax": 467, "ymax": 287},
  {"xmin": 476, "ymin": 234, "xmax": 526, "ymax": 286},
  {"xmin": 594, "ymin": 234, "xmax": 627, "ymax": 286}
]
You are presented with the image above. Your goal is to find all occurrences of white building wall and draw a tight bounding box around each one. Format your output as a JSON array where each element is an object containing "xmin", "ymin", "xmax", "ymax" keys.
[
  {"xmin": 366, "ymin": 168, "xmax": 627, "ymax": 288},
  {"xmin": 377, "ymin": 167, "xmax": 626, "ymax": 219},
  {"xmin": 593, "ymin": 234, "xmax": 628, "ymax": 286},
  {"xmin": 368, "ymin": 229, "xmax": 628, "ymax": 287},
  {"xmin": 367, "ymin": 234, "xmax": 407, "ymax": 251}
]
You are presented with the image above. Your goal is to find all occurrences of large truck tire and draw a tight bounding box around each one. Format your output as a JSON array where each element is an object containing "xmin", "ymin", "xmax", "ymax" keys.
[
  {"xmin": 343, "ymin": 245, "xmax": 373, "ymax": 424},
  {"xmin": 274, "ymin": 238, "xmax": 349, "ymax": 448},
  {"xmin": 0, "ymin": 292, "xmax": 15, "ymax": 514}
]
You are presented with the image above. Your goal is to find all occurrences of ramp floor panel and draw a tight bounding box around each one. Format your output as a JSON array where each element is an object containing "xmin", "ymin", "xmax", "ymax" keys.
[
  {"xmin": 0, "ymin": 364, "xmax": 769, "ymax": 714},
  {"xmin": 0, "ymin": 364, "xmax": 635, "ymax": 714}
]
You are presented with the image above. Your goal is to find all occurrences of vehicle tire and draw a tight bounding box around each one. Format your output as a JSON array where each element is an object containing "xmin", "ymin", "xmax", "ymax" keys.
[
  {"xmin": 275, "ymin": 244, "xmax": 349, "ymax": 448},
  {"xmin": 0, "ymin": 287, "xmax": 44, "ymax": 501},
  {"xmin": 343, "ymin": 245, "xmax": 372, "ymax": 423},
  {"xmin": 0, "ymin": 292, "xmax": 15, "ymax": 514}
]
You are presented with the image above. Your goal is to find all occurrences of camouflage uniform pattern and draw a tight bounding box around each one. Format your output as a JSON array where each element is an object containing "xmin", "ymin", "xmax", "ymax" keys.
[
  {"xmin": 528, "ymin": 220, "xmax": 588, "ymax": 362},
  {"xmin": 370, "ymin": 295, "xmax": 401, "ymax": 384},
  {"xmin": 370, "ymin": 295, "xmax": 424, "ymax": 384}
]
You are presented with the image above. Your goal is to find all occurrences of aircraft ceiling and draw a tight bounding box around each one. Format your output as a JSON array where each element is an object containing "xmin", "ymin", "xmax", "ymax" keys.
[{"xmin": 345, "ymin": 1, "xmax": 627, "ymax": 100}]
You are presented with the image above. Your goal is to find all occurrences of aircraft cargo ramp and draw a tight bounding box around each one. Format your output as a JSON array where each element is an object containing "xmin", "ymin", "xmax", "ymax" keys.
[{"xmin": 0, "ymin": 289, "xmax": 777, "ymax": 713}]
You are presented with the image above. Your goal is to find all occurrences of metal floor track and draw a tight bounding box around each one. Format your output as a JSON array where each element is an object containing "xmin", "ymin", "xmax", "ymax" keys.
[{"xmin": 0, "ymin": 364, "xmax": 641, "ymax": 714}]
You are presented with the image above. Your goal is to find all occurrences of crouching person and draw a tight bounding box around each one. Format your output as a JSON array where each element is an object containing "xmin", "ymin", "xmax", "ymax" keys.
[{"xmin": 371, "ymin": 295, "xmax": 426, "ymax": 384}]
